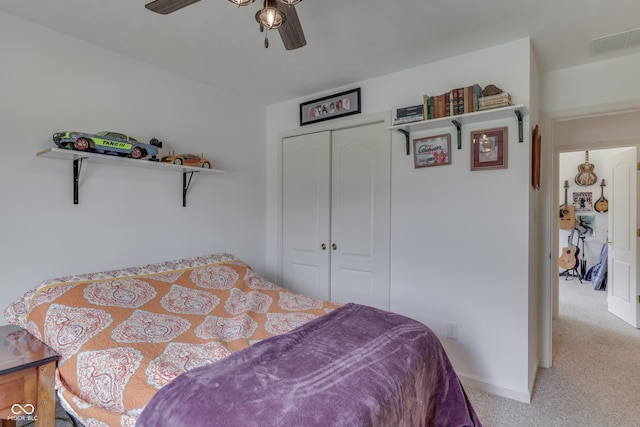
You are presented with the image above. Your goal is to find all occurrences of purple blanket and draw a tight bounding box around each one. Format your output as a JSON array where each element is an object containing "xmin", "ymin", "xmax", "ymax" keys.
[{"xmin": 137, "ymin": 303, "xmax": 481, "ymax": 427}]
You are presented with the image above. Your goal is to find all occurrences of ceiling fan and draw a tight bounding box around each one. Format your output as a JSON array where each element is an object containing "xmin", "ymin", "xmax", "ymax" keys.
[{"xmin": 145, "ymin": 0, "xmax": 307, "ymax": 50}]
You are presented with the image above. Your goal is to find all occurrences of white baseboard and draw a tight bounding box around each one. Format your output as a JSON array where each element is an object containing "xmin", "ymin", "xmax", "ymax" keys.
[{"xmin": 458, "ymin": 373, "xmax": 532, "ymax": 404}]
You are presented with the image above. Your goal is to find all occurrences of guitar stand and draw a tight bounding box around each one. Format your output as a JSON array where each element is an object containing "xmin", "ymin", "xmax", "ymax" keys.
[
  {"xmin": 559, "ymin": 268, "xmax": 582, "ymax": 282},
  {"xmin": 578, "ymin": 233, "xmax": 587, "ymax": 280}
]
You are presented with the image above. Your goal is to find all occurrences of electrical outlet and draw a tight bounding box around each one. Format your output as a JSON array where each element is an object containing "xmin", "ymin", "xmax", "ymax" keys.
[{"xmin": 446, "ymin": 322, "xmax": 458, "ymax": 340}]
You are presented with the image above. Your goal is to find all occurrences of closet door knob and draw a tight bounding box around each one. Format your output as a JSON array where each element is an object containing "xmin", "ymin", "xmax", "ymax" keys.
[
  {"xmin": 332, "ymin": 243, "xmax": 337, "ymax": 250},
  {"xmin": 321, "ymin": 244, "xmax": 327, "ymax": 250}
]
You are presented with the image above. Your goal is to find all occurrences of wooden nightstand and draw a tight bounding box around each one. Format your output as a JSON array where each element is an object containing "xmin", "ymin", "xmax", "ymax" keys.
[{"xmin": 0, "ymin": 325, "xmax": 60, "ymax": 427}]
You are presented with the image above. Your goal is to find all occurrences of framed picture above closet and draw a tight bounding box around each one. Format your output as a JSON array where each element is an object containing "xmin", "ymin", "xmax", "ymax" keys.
[{"xmin": 300, "ymin": 88, "xmax": 361, "ymax": 126}]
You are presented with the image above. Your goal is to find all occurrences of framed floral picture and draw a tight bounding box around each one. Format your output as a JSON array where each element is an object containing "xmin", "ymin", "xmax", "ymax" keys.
[
  {"xmin": 413, "ymin": 134, "xmax": 451, "ymax": 168},
  {"xmin": 470, "ymin": 126, "xmax": 508, "ymax": 171}
]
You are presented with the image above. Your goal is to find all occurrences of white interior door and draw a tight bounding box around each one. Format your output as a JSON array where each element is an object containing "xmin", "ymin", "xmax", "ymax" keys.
[
  {"xmin": 330, "ymin": 122, "xmax": 390, "ymax": 309},
  {"xmin": 282, "ymin": 132, "xmax": 331, "ymax": 300},
  {"xmin": 607, "ymin": 147, "xmax": 639, "ymax": 327}
]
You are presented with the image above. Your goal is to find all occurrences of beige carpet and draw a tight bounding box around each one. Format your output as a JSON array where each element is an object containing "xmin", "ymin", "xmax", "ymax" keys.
[{"xmin": 467, "ymin": 279, "xmax": 640, "ymax": 427}]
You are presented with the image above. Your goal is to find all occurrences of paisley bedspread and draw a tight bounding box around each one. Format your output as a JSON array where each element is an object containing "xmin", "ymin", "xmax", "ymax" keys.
[{"xmin": 4, "ymin": 253, "xmax": 339, "ymax": 426}]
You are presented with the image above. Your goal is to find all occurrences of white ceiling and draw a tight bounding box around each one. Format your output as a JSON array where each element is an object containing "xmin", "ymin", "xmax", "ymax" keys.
[{"xmin": 1, "ymin": 0, "xmax": 639, "ymax": 105}]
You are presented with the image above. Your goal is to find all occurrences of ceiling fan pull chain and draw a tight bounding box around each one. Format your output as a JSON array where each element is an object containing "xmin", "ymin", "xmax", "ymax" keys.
[{"xmin": 257, "ymin": 21, "xmax": 269, "ymax": 48}]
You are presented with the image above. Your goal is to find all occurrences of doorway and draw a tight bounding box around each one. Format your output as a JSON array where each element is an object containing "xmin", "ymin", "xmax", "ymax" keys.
[
  {"xmin": 550, "ymin": 109, "xmax": 640, "ymax": 368},
  {"xmin": 557, "ymin": 148, "xmax": 628, "ymax": 314}
]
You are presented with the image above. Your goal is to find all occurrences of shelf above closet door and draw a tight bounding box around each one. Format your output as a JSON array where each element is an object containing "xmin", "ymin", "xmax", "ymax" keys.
[{"xmin": 390, "ymin": 104, "xmax": 527, "ymax": 154}]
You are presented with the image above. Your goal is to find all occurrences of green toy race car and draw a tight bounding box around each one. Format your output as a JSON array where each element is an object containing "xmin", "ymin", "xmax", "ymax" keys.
[{"xmin": 52, "ymin": 131, "xmax": 162, "ymax": 160}]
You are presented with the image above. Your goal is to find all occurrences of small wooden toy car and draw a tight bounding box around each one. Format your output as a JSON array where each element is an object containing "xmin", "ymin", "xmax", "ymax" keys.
[{"xmin": 161, "ymin": 153, "xmax": 212, "ymax": 168}]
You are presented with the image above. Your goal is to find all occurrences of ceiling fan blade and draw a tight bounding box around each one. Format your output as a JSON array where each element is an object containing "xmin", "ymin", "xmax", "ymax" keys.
[
  {"xmin": 277, "ymin": 3, "xmax": 306, "ymax": 50},
  {"xmin": 145, "ymin": 0, "xmax": 201, "ymax": 15}
]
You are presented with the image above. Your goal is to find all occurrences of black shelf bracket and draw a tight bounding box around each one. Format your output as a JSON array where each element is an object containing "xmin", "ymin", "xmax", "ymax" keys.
[
  {"xmin": 73, "ymin": 158, "xmax": 84, "ymax": 205},
  {"xmin": 451, "ymin": 120, "xmax": 462, "ymax": 149},
  {"xmin": 398, "ymin": 129, "xmax": 410, "ymax": 155},
  {"xmin": 515, "ymin": 110, "xmax": 523, "ymax": 142},
  {"xmin": 183, "ymin": 171, "xmax": 197, "ymax": 207}
]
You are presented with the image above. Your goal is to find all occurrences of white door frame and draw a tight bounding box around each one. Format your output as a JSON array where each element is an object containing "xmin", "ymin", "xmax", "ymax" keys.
[{"xmin": 543, "ymin": 102, "xmax": 640, "ymax": 368}]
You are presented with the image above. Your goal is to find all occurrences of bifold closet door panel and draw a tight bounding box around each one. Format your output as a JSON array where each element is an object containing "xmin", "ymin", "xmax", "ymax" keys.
[
  {"xmin": 330, "ymin": 122, "xmax": 390, "ymax": 310},
  {"xmin": 282, "ymin": 131, "xmax": 331, "ymax": 301}
]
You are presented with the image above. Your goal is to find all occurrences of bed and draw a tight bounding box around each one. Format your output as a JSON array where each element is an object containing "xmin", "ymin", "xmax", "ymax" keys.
[{"xmin": 4, "ymin": 253, "xmax": 481, "ymax": 426}]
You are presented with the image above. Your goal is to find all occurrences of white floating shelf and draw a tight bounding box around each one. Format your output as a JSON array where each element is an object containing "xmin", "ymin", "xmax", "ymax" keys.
[
  {"xmin": 389, "ymin": 104, "xmax": 527, "ymax": 154},
  {"xmin": 37, "ymin": 147, "xmax": 225, "ymax": 206},
  {"xmin": 37, "ymin": 147, "xmax": 225, "ymax": 175}
]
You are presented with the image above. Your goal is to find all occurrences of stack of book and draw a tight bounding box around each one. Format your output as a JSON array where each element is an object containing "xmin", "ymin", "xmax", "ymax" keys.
[
  {"xmin": 478, "ymin": 93, "xmax": 511, "ymax": 110},
  {"xmin": 397, "ymin": 84, "xmax": 512, "ymax": 123},
  {"xmin": 423, "ymin": 84, "xmax": 483, "ymax": 120},
  {"xmin": 394, "ymin": 104, "xmax": 424, "ymax": 125}
]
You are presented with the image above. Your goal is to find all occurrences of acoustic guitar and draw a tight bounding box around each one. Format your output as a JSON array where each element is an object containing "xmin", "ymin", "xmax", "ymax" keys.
[
  {"xmin": 559, "ymin": 228, "xmax": 580, "ymax": 270},
  {"xmin": 559, "ymin": 180, "xmax": 576, "ymax": 230},
  {"xmin": 575, "ymin": 150, "xmax": 598, "ymax": 186},
  {"xmin": 594, "ymin": 179, "xmax": 608, "ymax": 213}
]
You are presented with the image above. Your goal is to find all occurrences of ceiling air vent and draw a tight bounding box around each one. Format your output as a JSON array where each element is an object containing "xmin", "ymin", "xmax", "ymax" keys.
[{"xmin": 591, "ymin": 27, "xmax": 640, "ymax": 56}]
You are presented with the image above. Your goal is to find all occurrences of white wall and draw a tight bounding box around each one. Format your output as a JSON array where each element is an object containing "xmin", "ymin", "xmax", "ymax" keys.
[
  {"xmin": 0, "ymin": 11, "xmax": 268, "ymax": 324},
  {"xmin": 541, "ymin": 53, "xmax": 640, "ymax": 113},
  {"xmin": 266, "ymin": 38, "xmax": 536, "ymax": 401}
]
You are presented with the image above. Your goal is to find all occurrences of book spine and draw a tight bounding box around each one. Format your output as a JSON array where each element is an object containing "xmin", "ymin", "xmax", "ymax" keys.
[
  {"xmin": 444, "ymin": 93, "xmax": 450, "ymax": 117},
  {"xmin": 473, "ymin": 84, "xmax": 482, "ymax": 111},
  {"xmin": 393, "ymin": 116, "xmax": 424, "ymax": 124},
  {"xmin": 451, "ymin": 89, "xmax": 461, "ymax": 116},
  {"xmin": 479, "ymin": 93, "xmax": 511, "ymax": 107},
  {"xmin": 480, "ymin": 100, "xmax": 511, "ymax": 107},
  {"xmin": 449, "ymin": 90, "xmax": 455, "ymax": 116},
  {"xmin": 422, "ymin": 95, "xmax": 431, "ymax": 120},
  {"xmin": 464, "ymin": 85, "xmax": 473, "ymax": 113}
]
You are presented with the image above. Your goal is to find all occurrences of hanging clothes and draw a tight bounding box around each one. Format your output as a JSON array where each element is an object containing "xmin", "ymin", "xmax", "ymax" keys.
[{"xmin": 585, "ymin": 243, "xmax": 608, "ymax": 290}]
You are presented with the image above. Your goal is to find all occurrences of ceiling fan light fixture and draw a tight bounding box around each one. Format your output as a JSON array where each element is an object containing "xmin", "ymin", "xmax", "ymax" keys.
[
  {"xmin": 228, "ymin": 0, "xmax": 255, "ymax": 6},
  {"xmin": 255, "ymin": 0, "xmax": 286, "ymax": 30}
]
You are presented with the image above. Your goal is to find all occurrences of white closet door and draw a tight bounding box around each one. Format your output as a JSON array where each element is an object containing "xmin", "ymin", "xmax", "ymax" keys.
[
  {"xmin": 330, "ymin": 122, "xmax": 390, "ymax": 309},
  {"xmin": 282, "ymin": 132, "xmax": 331, "ymax": 300}
]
